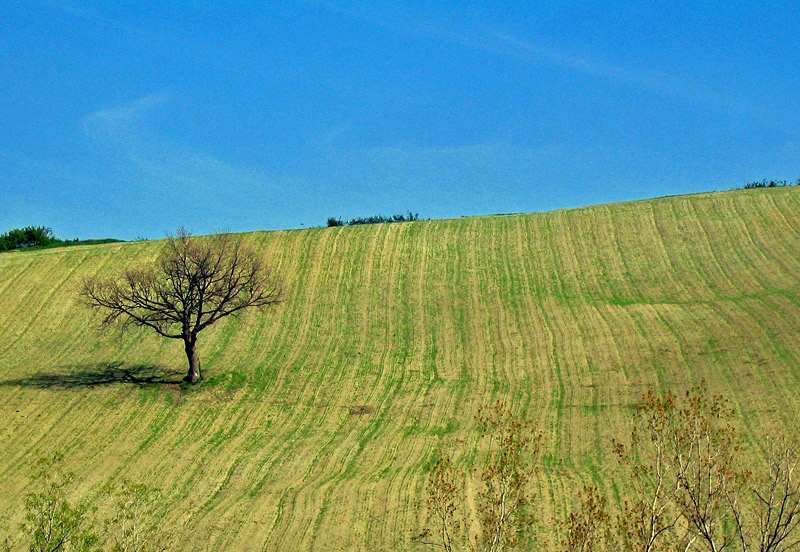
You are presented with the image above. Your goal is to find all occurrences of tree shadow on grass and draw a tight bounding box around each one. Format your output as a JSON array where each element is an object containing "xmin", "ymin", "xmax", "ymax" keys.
[{"xmin": 0, "ymin": 362, "xmax": 185, "ymax": 389}]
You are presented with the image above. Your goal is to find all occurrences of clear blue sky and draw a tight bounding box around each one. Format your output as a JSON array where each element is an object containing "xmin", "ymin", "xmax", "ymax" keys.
[{"xmin": 3, "ymin": 1, "xmax": 799, "ymax": 240}]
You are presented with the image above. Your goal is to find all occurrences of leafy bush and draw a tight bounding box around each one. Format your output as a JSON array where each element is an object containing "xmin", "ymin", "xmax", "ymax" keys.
[
  {"xmin": 3, "ymin": 453, "xmax": 166, "ymax": 551},
  {"xmin": 0, "ymin": 226, "xmax": 56, "ymax": 250},
  {"xmin": 20, "ymin": 452, "xmax": 99, "ymax": 552}
]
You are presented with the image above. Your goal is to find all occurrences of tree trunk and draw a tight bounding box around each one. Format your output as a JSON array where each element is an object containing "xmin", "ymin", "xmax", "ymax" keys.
[{"xmin": 184, "ymin": 336, "xmax": 201, "ymax": 383}]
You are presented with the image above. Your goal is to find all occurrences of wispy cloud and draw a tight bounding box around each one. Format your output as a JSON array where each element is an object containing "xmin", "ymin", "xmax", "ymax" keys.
[
  {"xmin": 83, "ymin": 93, "xmax": 170, "ymax": 138},
  {"xmin": 317, "ymin": 2, "xmax": 753, "ymax": 116},
  {"xmin": 81, "ymin": 94, "xmax": 280, "ymax": 221},
  {"xmin": 466, "ymin": 30, "xmax": 683, "ymax": 97}
]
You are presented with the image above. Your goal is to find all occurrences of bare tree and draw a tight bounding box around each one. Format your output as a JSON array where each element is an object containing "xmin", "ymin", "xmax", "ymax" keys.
[
  {"xmin": 566, "ymin": 383, "xmax": 800, "ymax": 552},
  {"xmin": 81, "ymin": 229, "xmax": 282, "ymax": 383},
  {"xmin": 102, "ymin": 479, "xmax": 165, "ymax": 552},
  {"xmin": 611, "ymin": 389, "xmax": 699, "ymax": 552},
  {"xmin": 671, "ymin": 386, "xmax": 745, "ymax": 552},
  {"xmin": 561, "ymin": 485, "xmax": 615, "ymax": 552},
  {"xmin": 474, "ymin": 402, "xmax": 540, "ymax": 552},
  {"xmin": 415, "ymin": 455, "xmax": 461, "ymax": 552},
  {"xmin": 416, "ymin": 402, "xmax": 541, "ymax": 552},
  {"xmin": 751, "ymin": 436, "xmax": 800, "ymax": 552},
  {"xmin": 606, "ymin": 384, "xmax": 746, "ymax": 552}
]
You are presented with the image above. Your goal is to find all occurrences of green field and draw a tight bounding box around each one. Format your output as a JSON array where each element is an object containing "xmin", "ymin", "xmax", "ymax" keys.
[{"xmin": 1, "ymin": 187, "xmax": 800, "ymax": 550}]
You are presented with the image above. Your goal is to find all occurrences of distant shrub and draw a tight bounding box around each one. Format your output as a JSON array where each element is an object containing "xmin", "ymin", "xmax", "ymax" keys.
[
  {"xmin": 59, "ymin": 238, "xmax": 122, "ymax": 247},
  {"xmin": 742, "ymin": 179, "xmax": 792, "ymax": 189},
  {"xmin": 0, "ymin": 226, "xmax": 122, "ymax": 253},
  {"xmin": 326, "ymin": 212, "xmax": 420, "ymax": 227},
  {"xmin": 0, "ymin": 226, "xmax": 56, "ymax": 250}
]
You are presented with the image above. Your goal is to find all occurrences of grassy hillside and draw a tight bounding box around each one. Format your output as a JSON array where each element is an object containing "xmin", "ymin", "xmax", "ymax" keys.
[{"xmin": 1, "ymin": 187, "xmax": 799, "ymax": 550}]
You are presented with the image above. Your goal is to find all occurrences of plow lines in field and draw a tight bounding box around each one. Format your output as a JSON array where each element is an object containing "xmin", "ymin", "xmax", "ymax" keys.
[{"xmin": 1, "ymin": 187, "xmax": 800, "ymax": 550}]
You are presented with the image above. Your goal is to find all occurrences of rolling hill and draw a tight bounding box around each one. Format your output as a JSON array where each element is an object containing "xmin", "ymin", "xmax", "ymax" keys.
[{"xmin": 1, "ymin": 187, "xmax": 799, "ymax": 550}]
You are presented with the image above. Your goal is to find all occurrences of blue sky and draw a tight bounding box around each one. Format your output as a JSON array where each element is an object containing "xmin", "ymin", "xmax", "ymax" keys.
[{"xmin": 2, "ymin": 1, "xmax": 799, "ymax": 240}]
